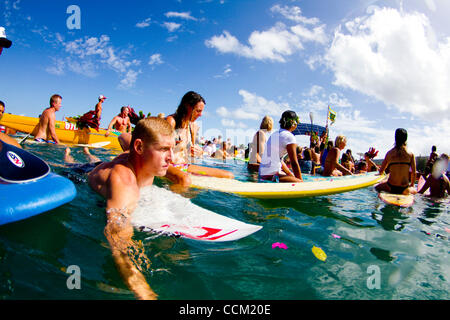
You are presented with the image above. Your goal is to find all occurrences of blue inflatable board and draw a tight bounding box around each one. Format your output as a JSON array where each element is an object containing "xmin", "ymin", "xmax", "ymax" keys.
[{"xmin": 0, "ymin": 141, "xmax": 77, "ymax": 226}]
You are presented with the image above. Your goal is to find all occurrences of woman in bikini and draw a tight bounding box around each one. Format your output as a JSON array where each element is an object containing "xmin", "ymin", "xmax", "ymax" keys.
[
  {"xmin": 165, "ymin": 91, "xmax": 234, "ymax": 187},
  {"xmin": 375, "ymin": 128, "xmax": 417, "ymax": 195}
]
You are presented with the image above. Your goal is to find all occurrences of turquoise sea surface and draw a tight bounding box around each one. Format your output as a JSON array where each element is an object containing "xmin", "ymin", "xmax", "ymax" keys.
[{"xmin": 0, "ymin": 142, "xmax": 449, "ymax": 300}]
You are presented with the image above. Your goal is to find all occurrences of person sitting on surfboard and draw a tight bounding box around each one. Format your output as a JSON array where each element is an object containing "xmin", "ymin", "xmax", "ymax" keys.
[
  {"xmin": 34, "ymin": 94, "xmax": 62, "ymax": 144},
  {"xmin": 164, "ymin": 91, "xmax": 234, "ymax": 187},
  {"xmin": 87, "ymin": 117, "xmax": 175, "ymax": 300},
  {"xmin": 248, "ymin": 115, "xmax": 273, "ymax": 171},
  {"xmin": 105, "ymin": 106, "xmax": 131, "ymax": 137},
  {"xmin": 418, "ymin": 154, "xmax": 450, "ymax": 198},
  {"xmin": 375, "ymin": 128, "xmax": 417, "ymax": 195},
  {"xmin": 259, "ymin": 110, "xmax": 303, "ymax": 183},
  {"xmin": 323, "ymin": 135, "xmax": 353, "ymax": 177}
]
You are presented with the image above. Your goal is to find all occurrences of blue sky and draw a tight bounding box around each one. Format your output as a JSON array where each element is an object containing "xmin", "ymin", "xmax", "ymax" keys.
[{"xmin": 1, "ymin": 0, "xmax": 449, "ymax": 158}]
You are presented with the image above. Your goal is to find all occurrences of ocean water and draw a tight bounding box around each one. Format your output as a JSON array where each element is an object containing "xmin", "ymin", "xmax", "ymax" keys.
[{"xmin": 0, "ymin": 143, "xmax": 449, "ymax": 300}]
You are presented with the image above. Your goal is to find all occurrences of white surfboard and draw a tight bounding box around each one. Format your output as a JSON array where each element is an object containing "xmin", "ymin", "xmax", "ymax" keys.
[
  {"xmin": 71, "ymin": 141, "xmax": 111, "ymax": 148},
  {"xmin": 132, "ymin": 185, "xmax": 262, "ymax": 242}
]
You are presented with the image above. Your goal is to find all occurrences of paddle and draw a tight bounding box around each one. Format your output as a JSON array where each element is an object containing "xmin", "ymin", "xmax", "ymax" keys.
[
  {"xmin": 0, "ymin": 140, "xmax": 50, "ymax": 183},
  {"xmin": 19, "ymin": 133, "xmax": 31, "ymax": 145}
]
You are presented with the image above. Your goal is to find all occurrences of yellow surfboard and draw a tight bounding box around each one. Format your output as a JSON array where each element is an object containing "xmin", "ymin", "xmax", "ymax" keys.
[
  {"xmin": 378, "ymin": 192, "xmax": 414, "ymax": 207},
  {"xmin": 0, "ymin": 113, "xmax": 122, "ymax": 151},
  {"xmin": 190, "ymin": 172, "xmax": 385, "ymax": 199}
]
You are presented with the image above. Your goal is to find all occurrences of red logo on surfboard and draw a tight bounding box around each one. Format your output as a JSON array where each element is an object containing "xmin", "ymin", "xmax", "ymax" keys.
[{"xmin": 7, "ymin": 151, "xmax": 25, "ymax": 168}]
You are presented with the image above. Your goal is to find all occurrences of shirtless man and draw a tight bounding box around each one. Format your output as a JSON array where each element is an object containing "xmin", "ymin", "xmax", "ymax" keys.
[
  {"xmin": 95, "ymin": 95, "xmax": 107, "ymax": 120},
  {"xmin": 34, "ymin": 94, "xmax": 62, "ymax": 144},
  {"xmin": 105, "ymin": 106, "xmax": 131, "ymax": 137},
  {"xmin": 322, "ymin": 135, "xmax": 353, "ymax": 176},
  {"xmin": 88, "ymin": 117, "xmax": 175, "ymax": 300}
]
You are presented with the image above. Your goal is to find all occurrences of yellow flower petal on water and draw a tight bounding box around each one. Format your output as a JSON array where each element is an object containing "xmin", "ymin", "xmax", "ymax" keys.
[{"xmin": 312, "ymin": 246, "xmax": 327, "ymax": 262}]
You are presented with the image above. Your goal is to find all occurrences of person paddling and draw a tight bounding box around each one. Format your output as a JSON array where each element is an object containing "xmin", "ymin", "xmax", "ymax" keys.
[{"xmin": 87, "ymin": 117, "xmax": 175, "ymax": 300}]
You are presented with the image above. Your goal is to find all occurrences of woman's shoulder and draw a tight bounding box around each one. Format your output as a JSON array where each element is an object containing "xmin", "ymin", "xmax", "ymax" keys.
[{"xmin": 165, "ymin": 115, "xmax": 176, "ymax": 128}]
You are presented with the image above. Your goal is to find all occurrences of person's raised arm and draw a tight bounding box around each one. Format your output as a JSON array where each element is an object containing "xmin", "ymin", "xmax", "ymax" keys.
[{"xmin": 104, "ymin": 168, "xmax": 157, "ymax": 300}]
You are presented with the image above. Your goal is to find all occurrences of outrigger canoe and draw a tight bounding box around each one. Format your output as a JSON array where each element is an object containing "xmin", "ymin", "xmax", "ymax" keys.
[
  {"xmin": 190, "ymin": 171, "xmax": 386, "ymax": 199},
  {"xmin": 0, "ymin": 113, "xmax": 122, "ymax": 150}
]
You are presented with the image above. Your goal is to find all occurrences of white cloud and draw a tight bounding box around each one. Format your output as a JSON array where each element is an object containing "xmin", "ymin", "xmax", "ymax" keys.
[
  {"xmin": 165, "ymin": 11, "xmax": 197, "ymax": 21},
  {"xmin": 206, "ymin": 24, "xmax": 304, "ymax": 62},
  {"xmin": 136, "ymin": 18, "xmax": 151, "ymax": 28},
  {"xmin": 324, "ymin": 7, "xmax": 450, "ymax": 121},
  {"xmin": 271, "ymin": 4, "xmax": 320, "ymax": 25},
  {"xmin": 238, "ymin": 89, "xmax": 289, "ymax": 117},
  {"xmin": 221, "ymin": 119, "xmax": 247, "ymax": 128},
  {"xmin": 216, "ymin": 106, "xmax": 230, "ymax": 117},
  {"xmin": 149, "ymin": 53, "xmax": 163, "ymax": 66},
  {"xmin": 206, "ymin": 5, "xmax": 327, "ymax": 63},
  {"xmin": 291, "ymin": 24, "xmax": 328, "ymax": 44},
  {"xmin": 45, "ymin": 58, "xmax": 65, "ymax": 76},
  {"xmin": 163, "ymin": 22, "xmax": 181, "ymax": 32},
  {"xmin": 299, "ymin": 85, "xmax": 352, "ymax": 111},
  {"xmin": 214, "ymin": 64, "xmax": 232, "ymax": 78},
  {"xmin": 47, "ymin": 34, "xmax": 141, "ymax": 89},
  {"xmin": 425, "ymin": 0, "xmax": 437, "ymax": 12},
  {"xmin": 119, "ymin": 70, "xmax": 141, "ymax": 89}
]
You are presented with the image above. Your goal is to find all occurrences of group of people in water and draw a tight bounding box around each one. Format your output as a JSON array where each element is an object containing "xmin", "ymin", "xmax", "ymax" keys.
[{"xmin": 1, "ymin": 90, "xmax": 449, "ymax": 301}]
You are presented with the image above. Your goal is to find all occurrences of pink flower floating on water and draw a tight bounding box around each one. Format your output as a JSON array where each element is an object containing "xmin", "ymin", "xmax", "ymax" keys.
[
  {"xmin": 272, "ymin": 242, "xmax": 288, "ymax": 250},
  {"xmin": 331, "ymin": 234, "xmax": 341, "ymax": 239}
]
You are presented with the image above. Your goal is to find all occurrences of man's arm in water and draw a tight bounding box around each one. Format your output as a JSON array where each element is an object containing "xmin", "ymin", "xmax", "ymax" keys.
[{"xmin": 104, "ymin": 166, "xmax": 158, "ymax": 300}]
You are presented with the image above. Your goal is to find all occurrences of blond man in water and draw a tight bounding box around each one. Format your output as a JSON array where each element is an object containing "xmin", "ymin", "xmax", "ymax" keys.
[
  {"xmin": 88, "ymin": 117, "xmax": 175, "ymax": 300},
  {"xmin": 34, "ymin": 94, "xmax": 62, "ymax": 144}
]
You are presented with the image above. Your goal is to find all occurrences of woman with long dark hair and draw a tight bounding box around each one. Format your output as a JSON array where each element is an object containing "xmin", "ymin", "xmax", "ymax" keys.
[
  {"xmin": 375, "ymin": 128, "xmax": 417, "ymax": 195},
  {"xmin": 165, "ymin": 91, "xmax": 234, "ymax": 187}
]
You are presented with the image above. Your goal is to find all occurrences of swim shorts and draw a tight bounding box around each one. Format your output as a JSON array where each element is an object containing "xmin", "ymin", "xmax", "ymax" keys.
[
  {"xmin": 387, "ymin": 182, "xmax": 409, "ymax": 195},
  {"xmin": 66, "ymin": 161, "xmax": 103, "ymax": 174},
  {"xmin": 259, "ymin": 173, "xmax": 280, "ymax": 183},
  {"xmin": 34, "ymin": 138, "xmax": 56, "ymax": 144}
]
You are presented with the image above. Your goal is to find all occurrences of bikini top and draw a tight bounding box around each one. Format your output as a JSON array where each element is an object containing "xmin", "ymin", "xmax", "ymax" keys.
[{"xmin": 173, "ymin": 123, "xmax": 193, "ymax": 164}]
